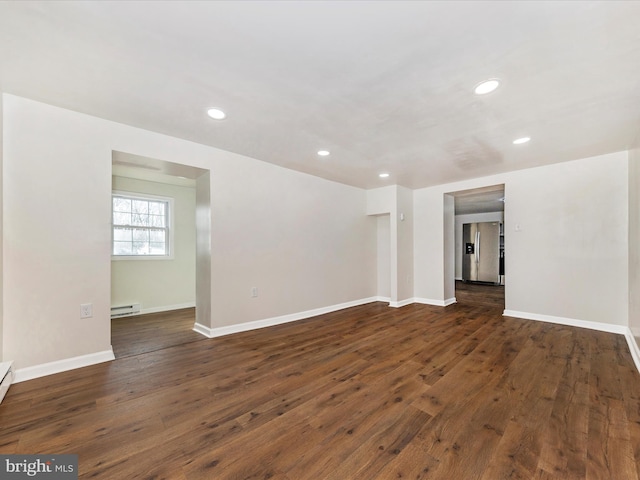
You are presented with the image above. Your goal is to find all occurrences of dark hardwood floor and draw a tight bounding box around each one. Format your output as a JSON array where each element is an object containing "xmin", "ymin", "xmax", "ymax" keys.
[
  {"xmin": 2, "ymin": 301, "xmax": 640, "ymax": 479},
  {"xmin": 455, "ymin": 279, "xmax": 505, "ymax": 308},
  {"xmin": 111, "ymin": 307, "xmax": 204, "ymax": 358}
]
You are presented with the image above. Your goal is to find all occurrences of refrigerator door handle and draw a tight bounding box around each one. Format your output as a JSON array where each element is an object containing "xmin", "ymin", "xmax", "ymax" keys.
[{"xmin": 475, "ymin": 231, "xmax": 480, "ymax": 264}]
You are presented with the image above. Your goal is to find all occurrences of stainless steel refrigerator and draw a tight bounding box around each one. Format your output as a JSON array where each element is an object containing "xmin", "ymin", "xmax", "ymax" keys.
[{"xmin": 462, "ymin": 222, "xmax": 501, "ymax": 284}]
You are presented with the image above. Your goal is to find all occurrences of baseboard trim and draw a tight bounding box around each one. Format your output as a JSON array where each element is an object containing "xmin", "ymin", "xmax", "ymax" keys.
[
  {"xmin": 444, "ymin": 297, "xmax": 457, "ymax": 306},
  {"xmin": 193, "ymin": 322, "xmax": 213, "ymax": 338},
  {"xmin": 14, "ymin": 349, "xmax": 115, "ymax": 383},
  {"xmin": 376, "ymin": 296, "xmax": 391, "ymax": 303},
  {"xmin": 623, "ymin": 330, "xmax": 640, "ymax": 374},
  {"xmin": 389, "ymin": 298, "xmax": 414, "ymax": 308},
  {"xmin": 140, "ymin": 302, "xmax": 196, "ymax": 316},
  {"xmin": 193, "ymin": 297, "xmax": 380, "ymax": 339},
  {"xmin": 414, "ymin": 297, "xmax": 450, "ymax": 307},
  {"xmin": 502, "ymin": 309, "xmax": 628, "ymax": 335}
]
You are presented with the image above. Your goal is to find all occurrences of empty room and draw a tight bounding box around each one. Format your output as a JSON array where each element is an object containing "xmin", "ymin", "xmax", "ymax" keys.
[{"xmin": 1, "ymin": 1, "xmax": 640, "ymax": 479}]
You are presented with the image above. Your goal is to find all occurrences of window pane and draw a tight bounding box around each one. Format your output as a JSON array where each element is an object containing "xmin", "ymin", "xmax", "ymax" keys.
[
  {"xmin": 113, "ymin": 198, "xmax": 131, "ymax": 213},
  {"xmin": 132, "ymin": 200, "xmax": 149, "ymax": 214},
  {"xmin": 112, "ymin": 194, "xmax": 170, "ymax": 257},
  {"xmin": 148, "ymin": 202, "xmax": 165, "ymax": 215},
  {"xmin": 132, "ymin": 228, "xmax": 149, "ymax": 242},
  {"xmin": 149, "ymin": 229, "xmax": 165, "ymax": 242},
  {"xmin": 133, "ymin": 241, "xmax": 149, "ymax": 254},
  {"xmin": 113, "ymin": 227, "xmax": 132, "ymax": 242},
  {"xmin": 131, "ymin": 213, "xmax": 148, "ymax": 226},
  {"xmin": 113, "ymin": 212, "xmax": 131, "ymax": 226},
  {"xmin": 148, "ymin": 215, "xmax": 165, "ymax": 227},
  {"xmin": 149, "ymin": 242, "xmax": 166, "ymax": 255},
  {"xmin": 113, "ymin": 241, "xmax": 133, "ymax": 255}
]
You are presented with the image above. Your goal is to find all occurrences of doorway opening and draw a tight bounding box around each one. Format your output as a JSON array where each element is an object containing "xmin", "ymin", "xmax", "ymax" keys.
[
  {"xmin": 110, "ymin": 151, "xmax": 210, "ymax": 358},
  {"xmin": 447, "ymin": 184, "xmax": 505, "ymax": 309}
]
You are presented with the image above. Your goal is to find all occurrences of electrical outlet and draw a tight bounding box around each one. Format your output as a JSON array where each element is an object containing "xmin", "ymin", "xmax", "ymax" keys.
[
  {"xmin": 251, "ymin": 287, "xmax": 258, "ymax": 298},
  {"xmin": 80, "ymin": 303, "xmax": 93, "ymax": 319}
]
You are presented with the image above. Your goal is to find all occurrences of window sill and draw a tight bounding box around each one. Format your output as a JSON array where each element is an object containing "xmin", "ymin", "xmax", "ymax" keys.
[{"xmin": 111, "ymin": 255, "xmax": 174, "ymax": 261}]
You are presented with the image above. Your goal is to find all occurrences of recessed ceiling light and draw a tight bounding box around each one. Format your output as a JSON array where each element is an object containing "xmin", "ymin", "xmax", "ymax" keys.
[
  {"xmin": 207, "ymin": 108, "xmax": 226, "ymax": 120},
  {"xmin": 474, "ymin": 79, "xmax": 501, "ymax": 95},
  {"xmin": 379, "ymin": 173, "xmax": 390, "ymax": 178},
  {"xmin": 513, "ymin": 137, "xmax": 531, "ymax": 145},
  {"xmin": 317, "ymin": 150, "xmax": 330, "ymax": 157}
]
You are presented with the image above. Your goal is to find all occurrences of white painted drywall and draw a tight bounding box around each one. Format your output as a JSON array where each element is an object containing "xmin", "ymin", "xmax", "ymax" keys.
[
  {"xmin": 3, "ymin": 96, "xmax": 112, "ymax": 368},
  {"xmin": 454, "ymin": 212, "xmax": 504, "ymax": 279},
  {"xmin": 376, "ymin": 215, "xmax": 391, "ymax": 299},
  {"xmin": 366, "ymin": 186, "xmax": 396, "ymax": 215},
  {"xmin": 629, "ymin": 138, "xmax": 640, "ymax": 337},
  {"xmin": 506, "ymin": 152, "xmax": 628, "ymax": 325},
  {"xmin": 111, "ymin": 175, "xmax": 196, "ymax": 313},
  {"xmin": 195, "ymin": 171, "xmax": 212, "ymax": 330},
  {"xmin": 414, "ymin": 151, "xmax": 629, "ymax": 327},
  {"xmin": 208, "ymin": 156, "xmax": 376, "ymax": 325},
  {"xmin": 366, "ymin": 185, "xmax": 414, "ymax": 305},
  {"xmin": 443, "ymin": 194, "xmax": 455, "ymax": 302},
  {"xmin": 396, "ymin": 186, "xmax": 414, "ymax": 303},
  {"xmin": 413, "ymin": 187, "xmax": 445, "ymax": 303},
  {"xmin": 2, "ymin": 94, "xmax": 376, "ymax": 371}
]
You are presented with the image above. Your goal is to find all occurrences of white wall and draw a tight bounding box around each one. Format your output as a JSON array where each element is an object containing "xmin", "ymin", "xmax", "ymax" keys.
[
  {"xmin": 208, "ymin": 156, "xmax": 376, "ymax": 326},
  {"xmin": 414, "ymin": 151, "xmax": 629, "ymax": 327},
  {"xmin": 454, "ymin": 211, "xmax": 504, "ymax": 279},
  {"xmin": 195, "ymin": 171, "xmax": 212, "ymax": 330},
  {"xmin": 443, "ymin": 194, "xmax": 455, "ymax": 302},
  {"xmin": 414, "ymin": 187, "xmax": 445, "ymax": 304},
  {"xmin": 111, "ymin": 176, "xmax": 196, "ymax": 313},
  {"xmin": 396, "ymin": 186, "xmax": 414, "ymax": 303},
  {"xmin": 376, "ymin": 215, "xmax": 390, "ymax": 299},
  {"xmin": 366, "ymin": 185, "xmax": 414, "ymax": 306},
  {"xmin": 629, "ymin": 136, "xmax": 640, "ymax": 337},
  {"xmin": 3, "ymin": 96, "xmax": 113, "ymax": 369},
  {"xmin": 505, "ymin": 152, "xmax": 628, "ymax": 325},
  {"xmin": 2, "ymin": 94, "xmax": 376, "ymax": 372}
]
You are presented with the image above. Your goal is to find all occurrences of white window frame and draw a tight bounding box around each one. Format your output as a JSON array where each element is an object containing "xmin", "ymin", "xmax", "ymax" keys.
[{"xmin": 111, "ymin": 191, "xmax": 174, "ymax": 260}]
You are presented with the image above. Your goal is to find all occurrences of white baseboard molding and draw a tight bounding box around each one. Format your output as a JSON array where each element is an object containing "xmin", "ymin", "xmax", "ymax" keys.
[
  {"xmin": 140, "ymin": 302, "xmax": 196, "ymax": 316},
  {"xmin": 502, "ymin": 310, "xmax": 628, "ymax": 335},
  {"xmin": 193, "ymin": 297, "xmax": 380, "ymax": 339},
  {"xmin": 624, "ymin": 330, "xmax": 640, "ymax": 375},
  {"xmin": 389, "ymin": 298, "xmax": 414, "ymax": 308},
  {"xmin": 14, "ymin": 349, "xmax": 115, "ymax": 383},
  {"xmin": 376, "ymin": 296, "xmax": 391, "ymax": 303},
  {"xmin": 413, "ymin": 297, "xmax": 456, "ymax": 307}
]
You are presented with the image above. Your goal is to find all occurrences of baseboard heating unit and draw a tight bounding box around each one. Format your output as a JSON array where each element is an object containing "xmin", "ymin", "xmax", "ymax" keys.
[
  {"xmin": 110, "ymin": 303, "xmax": 141, "ymax": 318},
  {"xmin": 0, "ymin": 361, "xmax": 14, "ymax": 404}
]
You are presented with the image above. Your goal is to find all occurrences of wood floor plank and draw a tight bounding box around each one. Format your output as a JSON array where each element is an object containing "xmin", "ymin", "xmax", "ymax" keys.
[{"xmin": 2, "ymin": 299, "xmax": 640, "ymax": 479}]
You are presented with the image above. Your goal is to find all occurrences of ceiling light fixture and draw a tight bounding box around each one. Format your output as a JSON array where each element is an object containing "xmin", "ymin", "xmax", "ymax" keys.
[
  {"xmin": 379, "ymin": 173, "xmax": 390, "ymax": 178},
  {"xmin": 317, "ymin": 150, "xmax": 330, "ymax": 157},
  {"xmin": 513, "ymin": 136, "xmax": 531, "ymax": 145},
  {"xmin": 207, "ymin": 108, "xmax": 226, "ymax": 120},
  {"xmin": 474, "ymin": 78, "xmax": 501, "ymax": 95}
]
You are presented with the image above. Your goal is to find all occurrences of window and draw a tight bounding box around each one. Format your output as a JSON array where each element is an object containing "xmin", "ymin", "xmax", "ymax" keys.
[{"xmin": 112, "ymin": 192, "xmax": 172, "ymax": 258}]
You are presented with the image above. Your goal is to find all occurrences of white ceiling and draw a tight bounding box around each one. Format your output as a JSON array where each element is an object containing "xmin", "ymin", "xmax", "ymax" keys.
[{"xmin": 1, "ymin": 1, "xmax": 639, "ymax": 190}]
